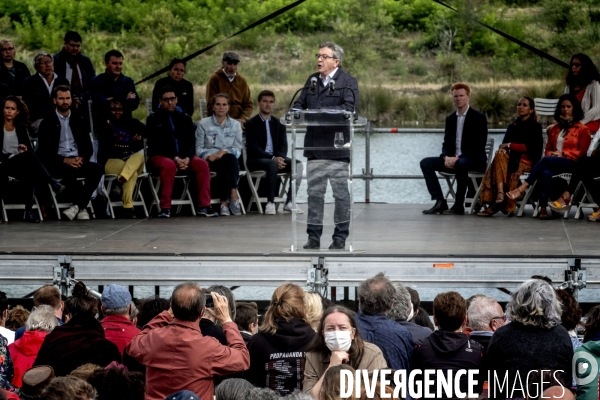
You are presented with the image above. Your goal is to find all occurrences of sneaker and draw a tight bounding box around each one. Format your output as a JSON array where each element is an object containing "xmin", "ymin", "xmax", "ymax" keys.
[
  {"xmin": 158, "ymin": 208, "xmax": 171, "ymax": 218},
  {"xmin": 62, "ymin": 205, "xmax": 79, "ymax": 221},
  {"xmin": 220, "ymin": 204, "xmax": 231, "ymax": 216},
  {"xmin": 265, "ymin": 202, "xmax": 276, "ymax": 215},
  {"xmin": 123, "ymin": 208, "xmax": 137, "ymax": 219},
  {"xmin": 198, "ymin": 206, "xmax": 218, "ymax": 217},
  {"xmin": 76, "ymin": 209, "xmax": 90, "ymax": 220},
  {"xmin": 283, "ymin": 201, "xmax": 304, "ymax": 214},
  {"xmin": 229, "ymin": 198, "xmax": 242, "ymax": 215}
]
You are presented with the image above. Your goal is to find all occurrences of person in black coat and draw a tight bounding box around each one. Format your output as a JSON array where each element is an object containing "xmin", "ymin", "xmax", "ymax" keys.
[
  {"xmin": 0, "ymin": 40, "xmax": 31, "ymax": 97},
  {"xmin": 36, "ymin": 85, "xmax": 104, "ymax": 221},
  {"xmin": 53, "ymin": 31, "xmax": 96, "ymax": 105},
  {"xmin": 246, "ymin": 90, "xmax": 302, "ymax": 214},
  {"xmin": 151, "ymin": 58, "xmax": 194, "ymax": 117},
  {"xmin": 0, "ymin": 96, "xmax": 63, "ymax": 223},
  {"xmin": 293, "ymin": 42, "xmax": 359, "ymax": 250}
]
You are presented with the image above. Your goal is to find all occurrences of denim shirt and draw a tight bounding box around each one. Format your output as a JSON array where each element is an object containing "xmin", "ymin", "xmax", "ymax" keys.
[{"xmin": 195, "ymin": 115, "xmax": 243, "ymax": 159}]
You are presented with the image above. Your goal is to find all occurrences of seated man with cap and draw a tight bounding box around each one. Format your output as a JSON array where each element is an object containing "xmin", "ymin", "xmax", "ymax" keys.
[{"xmin": 100, "ymin": 284, "xmax": 140, "ymax": 354}]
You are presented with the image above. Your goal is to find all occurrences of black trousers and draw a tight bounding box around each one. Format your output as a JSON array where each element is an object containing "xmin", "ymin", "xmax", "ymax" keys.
[
  {"xmin": 420, "ymin": 156, "xmax": 486, "ymax": 204},
  {"xmin": 207, "ymin": 153, "xmax": 240, "ymax": 201},
  {"xmin": 246, "ymin": 157, "xmax": 303, "ymax": 203},
  {"xmin": 51, "ymin": 160, "xmax": 104, "ymax": 209}
]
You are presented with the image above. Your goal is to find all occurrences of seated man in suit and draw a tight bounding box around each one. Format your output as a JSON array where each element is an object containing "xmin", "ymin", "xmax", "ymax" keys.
[
  {"xmin": 36, "ymin": 85, "xmax": 104, "ymax": 220},
  {"xmin": 420, "ymin": 82, "xmax": 488, "ymax": 215},
  {"xmin": 245, "ymin": 90, "xmax": 302, "ymax": 215}
]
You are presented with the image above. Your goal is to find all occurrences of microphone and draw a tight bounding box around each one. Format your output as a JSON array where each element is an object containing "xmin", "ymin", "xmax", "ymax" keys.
[
  {"xmin": 328, "ymin": 79, "xmax": 335, "ymax": 94},
  {"xmin": 310, "ymin": 77, "xmax": 317, "ymax": 94}
]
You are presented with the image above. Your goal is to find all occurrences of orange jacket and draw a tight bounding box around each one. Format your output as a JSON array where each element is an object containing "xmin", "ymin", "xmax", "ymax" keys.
[{"xmin": 545, "ymin": 121, "xmax": 591, "ymax": 161}]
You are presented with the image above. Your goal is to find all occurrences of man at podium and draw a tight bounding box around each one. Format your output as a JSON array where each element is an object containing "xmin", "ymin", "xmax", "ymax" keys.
[{"xmin": 293, "ymin": 42, "xmax": 359, "ymax": 250}]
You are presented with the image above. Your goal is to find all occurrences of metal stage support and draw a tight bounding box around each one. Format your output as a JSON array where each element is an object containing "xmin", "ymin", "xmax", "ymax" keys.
[{"xmin": 0, "ymin": 254, "xmax": 593, "ymax": 298}]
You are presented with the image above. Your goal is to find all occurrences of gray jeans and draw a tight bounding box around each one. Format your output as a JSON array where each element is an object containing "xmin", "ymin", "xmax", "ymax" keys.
[{"xmin": 306, "ymin": 160, "xmax": 350, "ymax": 241}]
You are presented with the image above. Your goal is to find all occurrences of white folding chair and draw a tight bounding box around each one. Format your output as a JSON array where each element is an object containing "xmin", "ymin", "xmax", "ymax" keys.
[
  {"xmin": 573, "ymin": 177, "xmax": 600, "ymax": 219},
  {"xmin": 199, "ymin": 99, "xmax": 208, "ymax": 119},
  {"xmin": 47, "ymin": 178, "xmax": 95, "ymax": 220},
  {"xmin": 104, "ymin": 172, "xmax": 150, "ymax": 218},
  {"xmin": 533, "ymin": 98, "xmax": 559, "ymax": 117},
  {"xmin": 1, "ymin": 177, "xmax": 44, "ymax": 222}
]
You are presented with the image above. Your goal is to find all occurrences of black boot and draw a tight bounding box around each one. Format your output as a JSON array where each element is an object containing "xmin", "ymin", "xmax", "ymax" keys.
[{"xmin": 422, "ymin": 199, "xmax": 448, "ymax": 214}]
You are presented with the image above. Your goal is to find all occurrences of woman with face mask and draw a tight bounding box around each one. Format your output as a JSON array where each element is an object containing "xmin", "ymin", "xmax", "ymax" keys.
[{"xmin": 303, "ymin": 306, "xmax": 387, "ymax": 399}]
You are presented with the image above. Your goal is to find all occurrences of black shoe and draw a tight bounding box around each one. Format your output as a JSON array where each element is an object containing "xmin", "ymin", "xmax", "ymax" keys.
[
  {"xmin": 303, "ymin": 239, "xmax": 320, "ymax": 250},
  {"xmin": 24, "ymin": 210, "xmax": 40, "ymax": 223},
  {"xmin": 422, "ymin": 200, "xmax": 448, "ymax": 214},
  {"xmin": 158, "ymin": 208, "xmax": 171, "ymax": 218},
  {"xmin": 329, "ymin": 239, "xmax": 346, "ymax": 250},
  {"xmin": 443, "ymin": 205, "xmax": 465, "ymax": 215},
  {"xmin": 52, "ymin": 181, "xmax": 66, "ymax": 196},
  {"xmin": 197, "ymin": 206, "xmax": 218, "ymax": 217},
  {"xmin": 123, "ymin": 208, "xmax": 137, "ymax": 219}
]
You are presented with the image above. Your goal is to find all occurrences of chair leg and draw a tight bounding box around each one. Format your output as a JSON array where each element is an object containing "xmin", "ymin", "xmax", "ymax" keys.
[
  {"xmin": 48, "ymin": 183, "xmax": 61, "ymax": 220},
  {"xmin": 248, "ymin": 176, "xmax": 263, "ymax": 214},
  {"xmin": 236, "ymin": 189, "xmax": 245, "ymax": 215},
  {"xmin": 33, "ymin": 195, "xmax": 43, "ymax": 221},
  {"xmin": 443, "ymin": 176, "xmax": 456, "ymax": 200},
  {"xmin": 149, "ymin": 178, "xmax": 161, "ymax": 215},
  {"xmin": 1, "ymin": 200, "xmax": 7, "ymax": 222},
  {"xmin": 469, "ymin": 180, "xmax": 483, "ymax": 215},
  {"xmin": 135, "ymin": 176, "xmax": 149, "ymax": 218},
  {"xmin": 518, "ymin": 182, "xmax": 536, "ymax": 218},
  {"xmin": 105, "ymin": 179, "xmax": 116, "ymax": 219}
]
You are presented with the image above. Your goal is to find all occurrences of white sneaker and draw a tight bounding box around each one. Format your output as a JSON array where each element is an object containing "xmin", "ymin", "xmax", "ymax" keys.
[
  {"xmin": 229, "ymin": 198, "xmax": 242, "ymax": 216},
  {"xmin": 62, "ymin": 205, "xmax": 79, "ymax": 221},
  {"xmin": 283, "ymin": 201, "xmax": 304, "ymax": 214},
  {"xmin": 76, "ymin": 209, "xmax": 90, "ymax": 220},
  {"xmin": 265, "ymin": 202, "xmax": 276, "ymax": 215}
]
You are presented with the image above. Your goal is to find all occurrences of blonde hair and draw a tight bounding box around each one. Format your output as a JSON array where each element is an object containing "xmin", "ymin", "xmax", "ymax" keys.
[
  {"xmin": 260, "ymin": 283, "xmax": 306, "ymax": 335},
  {"xmin": 451, "ymin": 82, "xmax": 471, "ymax": 96},
  {"xmin": 320, "ymin": 364, "xmax": 356, "ymax": 400},
  {"xmin": 304, "ymin": 292, "xmax": 323, "ymax": 331}
]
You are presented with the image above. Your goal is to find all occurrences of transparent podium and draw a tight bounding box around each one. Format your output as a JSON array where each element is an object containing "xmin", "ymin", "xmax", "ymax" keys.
[{"xmin": 281, "ymin": 109, "xmax": 367, "ymax": 252}]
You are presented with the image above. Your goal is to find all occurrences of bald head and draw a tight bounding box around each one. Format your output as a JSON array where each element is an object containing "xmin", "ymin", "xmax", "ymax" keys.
[
  {"xmin": 171, "ymin": 283, "xmax": 205, "ymax": 322},
  {"xmin": 541, "ymin": 386, "xmax": 574, "ymax": 400}
]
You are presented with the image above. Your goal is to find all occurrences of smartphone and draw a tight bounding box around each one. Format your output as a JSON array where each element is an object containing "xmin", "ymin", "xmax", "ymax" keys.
[{"xmin": 205, "ymin": 293, "xmax": 214, "ymax": 308}]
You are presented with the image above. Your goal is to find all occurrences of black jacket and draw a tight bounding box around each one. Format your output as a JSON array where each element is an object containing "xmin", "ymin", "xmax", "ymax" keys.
[
  {"xmin": 146, "ymin": 108, "xmax": 196, "ymax": 161},
  {"xmin": 53, "ymin": 49, "xmax": 96, "ymax": 98},
  {"xmin": 200, "ymin": 318, "xmax": 227, "ymax": 346},
  {"xmin": 22, "ymin": 74, "xmax": 70, "ymax": 121},
  {"xmin": 441, "ymin": 107, "xmax": 488, "ymax": 162},
  {"xmin": 89, "ymin": 72, "xmax": 140, "ymax": 119},
  {"xmin": 397, "ymin": 320, "xmax": 432, "ymax": 343},
  {"xmin": 152, "ymin": 76, "xmax": 195, "ymax": 117},
  {"xmin": 36, "ymin": 110, "xmax": 93, "ymax": 172},
  {"xmin": 412, "ymin": 330, "xmax": 484, "ymax": 399},
  {"xmin": 293, "ymin": 68, "xmax": 359, "ymax": 160},
  {"xmin": 0, "ymin": 125, "xmax": 32, "ymax": 163},
  {"xmin": 244, "ymin": 318, "xmax": 316, "ymax": 396},
  {"xmin": 502, "ymin": 117, "xmax": 544, "ymax": 173},
  {"xmin": 96, "ymin": 116, "xmax": 145, "ymax": 165},
  {"xmin": 0, "ymin": 60, "xmax": 31, "ymax": 96},
  {"xmin": 245, "ymin": 114, "xmax": 288, "ymax": 160}
]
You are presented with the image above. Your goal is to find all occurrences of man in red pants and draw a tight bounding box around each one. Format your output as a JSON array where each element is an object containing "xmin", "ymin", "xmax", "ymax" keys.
[{"xmin": 146, "ymin": 86, "xmax": 217, "ymax": 218}]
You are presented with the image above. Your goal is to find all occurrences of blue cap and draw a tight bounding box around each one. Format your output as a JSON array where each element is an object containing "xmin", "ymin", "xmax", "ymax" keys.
[
  {"xmin": 165, "ymin": 391, "xmax": 200, "ymax": 400},
  {"xmin": 101, "ymin": 284, "xmax": 132, "ymax": 309}
]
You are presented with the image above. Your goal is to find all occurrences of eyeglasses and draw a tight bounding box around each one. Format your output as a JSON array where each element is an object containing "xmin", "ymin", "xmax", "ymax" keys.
[
  {"xmin": 315, "ymin": 54, "xmax": 335, "ymax": 60},
  {"xmin": 161, "ymin": 97, "xmax": 177, "ymax": 103},
  {"xmin": 225, "ymin": 60, "xmax": 239, "ymax": 65},
  {"xmin": 1, "ymin": 48, "xmax": 14, "ymax": 52}
]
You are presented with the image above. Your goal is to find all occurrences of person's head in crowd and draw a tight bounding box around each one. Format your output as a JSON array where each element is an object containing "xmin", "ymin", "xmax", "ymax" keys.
[
  {"xmin": 467, "ymin": 296, "xmax": 505, "ymax": 332},
  {"xmin": 24, "ymin": 304, "xmax": 57, "ymax": 333},
  {"xmin": 319, "ymin": 361, "xmax": 356, "ymax": 400},
  {"xmin": 52, "ymin": 85, "xmax": 72, "ymax": 115},
  {"xmin": 3, "ymin": 95, "xmax": 30, "ymax": 130},
  {"xmin": 136, "ymin": 296, "xmax": 170, "ymax": 329},
  {"xmin": 222, "ymin": 51, "xmax": 240, "ymax": 78},
  {"xmin": 357, "ymin": 273, "xmax": 396, "ymax": 316},
  {"xmin": 63, "ymin": 31, "xmax": 83, "ymax": 58},
  {"xmin": 33, "ymin": 285, "xmax": 64, "ymax": 320},
  {"xmin": 171, "ymin": 283, "xmax": 205, "ymax": 322},
  {"xmin": 583, "ymin": 305, "xmax": 600, "ymax": 343},
  {"xmin": 555, "ymin": 289, "xmax": 582, "ymax": 334},
  {"xmin": 235, "ymin": 302, "xmax": 259, "ymax": 335},
  {"xmin": 245, "ymin": 387, "xmax": 280, "ymax": 400},
  {"xmin": 387, "ymin": 282, "xmax": 413, "ymax": 322},
  {"xmin": 41, "ymin": 375, "xmax": 96, "ymax": 400},
  {"xmin": 164, "ymin": 391, "xmax": 200, "ymax": 400},
  {"xmin": 33, "ymin": 52, "xmax": 54, "ymax": 78},
  {"xmin": 566, "ymin": 53, "xmax": 600, "ymax": 90},
  {"xmin": 212, "ymin": 93, "xmax": 230, "ymax": 120},
  {"xmin": 21, "ymin": 365, "xmax": 56, "ymax": 399},
  {"xmin": 0, "ymin": 291, "xmax": 8, "ymax": 327},
  {"xmin": 207, "ymin": 285, "xmax": 236, "ymax": 324},
  {"xmin": 406, "ymin": 287, "xmax": 421, "ymax": 320},
  {"xmin": 531, "ymin": 275, "xmax": 553, "ymax": 284},
  {"xmin": 101, "ymin": 284, "xmax": 133, "ymax": 319},
  {"xmin": 526, "ymin": 370, "xmax": 572, "ymax": 400},
  {"xmin": 129, "ymin": 302, "xmax": 139, "ymax": 326},
  {"xmin": 0, "ymin": 40, "xmax": 15, "ymax": 64},
  {"xmin": 413, "ymin": 307, "xmax": 434, "ymax": 330},
  {"xmin": 69, "ymin": 363, "xmax": 103, "ymax": 382},
  {"xmin": 516, "ymin": 96, "xmax": 537, "ymax": 121},
  {"xmin": 554, "ymin": 93, "xmax": 584, "ymax": 124},
  {"xmin": 104, "ymin": 49, "xmax": 124, "ymax": 79},
  {"xmin": 465, "ymin": 294, "xmax": 485, "ymax": 310},
  {"xmin": 168, "ymin": 58, "xmax": 186, "ymax": 82},
  {"xmin": 214, "ymin": 377, "xmax": 254, "ymax": 400},
  {"xmin": 257, "ymin": 90, "xmax": 275, "ymax": 118},
  {"xmin": 261, "ymin": 282, "xmax": 306, "ymax": 335},
  {"xmin": 316, "ymin": 42, "xmax": 343, "ymax": 78},
  {"xmin": 87, "ymin": 366, "xmax": 145, "ymax": 400},
  {"xmin": 286, "ymin": 390, "xmax": 315, "ymax": 400},
  {"xmin": 159, "ymin": 86, "xmax": 178, "ymax": 113},
  {"xmin": 108, "ymin": 99, "xmax": 126, "ymax": 121},
  {"xmin": 304, "ymin": 292, "xmax": 324, "ymax": 331},
  {"xmin": 506, "ymin": 279, "xmax": 562, "ymax": 329},
  {"xmin": 433, "ymin": 291, "xmax": 467, "ymax": 331},
  {"xmin": 67, "ymin": 281, "xmax": 100, "ymax": 318},
  {"xmin": 451, "ymin": 82, "xmax": 471, "ymax": 111}
]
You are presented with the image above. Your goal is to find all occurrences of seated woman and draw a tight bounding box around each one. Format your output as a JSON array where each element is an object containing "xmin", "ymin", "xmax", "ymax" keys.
[
  {"xmin": 195, "ymin": 93, "xmax": 243, "ymax": 216},
  {"xmin": 507, "ymin": 94, "xmax": 591, "ymax": 219},
  {"xmin": 477, "ymin": 97, "xmax": 543, "ymax": 216},
  {"xmin": 565, "ymin": 54, "xmax": 600, "ymax": 135},
  {"xmin": 97, "ymin": 99, "xmax": 145, "ymax": 219},
  {"xmin": 303, "ymin": 306, "xmax": 387, "ymax": 398},
  {"xmin": 0, "ymin": 96, "xmax": 64, "ymax": 223}
]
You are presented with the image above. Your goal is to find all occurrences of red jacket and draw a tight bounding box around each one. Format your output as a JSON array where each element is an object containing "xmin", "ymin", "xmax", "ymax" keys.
[
  {"xmin": 8, "ymin": 330, "xmax": 49, "ymax": 387},
  {"xmin": 126, "ymin": 311, "xmax": 250, "ymax": 400},
  {"xmin": 546, "ymin": 121, "xmax": 591, "ymax": 161},
  {"xmin": 101, "ymin": 315, "xmax": 140, "ymax": 354}
]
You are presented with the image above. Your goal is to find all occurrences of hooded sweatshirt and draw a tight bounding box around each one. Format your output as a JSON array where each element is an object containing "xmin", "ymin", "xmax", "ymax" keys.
[
  {"xmin": 8, "ymin": 330, "xmax": 49, "ymax": 387},
  {"xmin": 412, "ymin": 330, "xmax": 483, "ymax": 399},
  {"xmin": 244, "ymin": 318, "xmax": 315, "ymax": 396},
  {"xmin": 575, "ymin": 334, "xmax": 600, "ymax": 400}
]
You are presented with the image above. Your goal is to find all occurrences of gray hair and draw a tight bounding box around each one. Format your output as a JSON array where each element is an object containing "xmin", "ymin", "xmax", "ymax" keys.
[
  {"xmin": 33, "ymin": 51, "xmax": 52, "ymax": 68},
  {"xmin": 215, "ymin": 378, "xmax": 253, "ymax": 400},
  {"xmin": 506, "ymin": 279, "xmax": 562, "ymax": 329},
  {"xmin": 104, "ymin": 306, "xmax": 129, "ymax": 316},
  {"xmin": 26, "ymin": 305, "xmax": 58, "ymax": 332},
  {"xmin": 357, "ymin": 272, "xmax": 396, "ymax": 315},
  {"xmin": 467, "ymin": 296, "xmax": 501, "ymax": 331},
  {"xmin": 245, "ymin": 388, "xmax": 280, "ymax": 400},
  {"xmin": 286, "ymin": 390, "xmax": 314, "ymax": 400},
  {"xmin": 386, "ymin": 283, "xmax": 412, "ymax": 321},
  {"xmin": 319, "ymin": 42, "xmax": 344, "ymax": 66}
]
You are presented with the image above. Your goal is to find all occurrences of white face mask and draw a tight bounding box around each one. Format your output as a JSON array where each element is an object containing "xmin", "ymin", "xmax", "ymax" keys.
[{"xmin": 324, "ymin": 330, "xmax": 353, "ymax": 352}]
